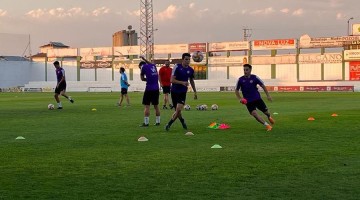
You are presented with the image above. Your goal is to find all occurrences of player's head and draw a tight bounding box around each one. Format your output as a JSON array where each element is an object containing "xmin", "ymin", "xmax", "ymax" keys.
[
  {"xmin": 164, "ymin": 59, "xmax": 170, "ymax": 67},
  {"xmin": 53, "ymin": 61, "xmax": 60, "ymax": 68},
  {"xmin": 120, "ymin": 67, "xmax": 125, "ymax": 73},
  {"xmin": 182, "ymin": 53, "xmax": 191, "ymax": 66},
  {"xmin": 243, "ymin": 64, "xmax": 252, "ymax": 76},
  {"xmin": 138, "ymin": 61, "xmax": 146, "ymax": 69}
]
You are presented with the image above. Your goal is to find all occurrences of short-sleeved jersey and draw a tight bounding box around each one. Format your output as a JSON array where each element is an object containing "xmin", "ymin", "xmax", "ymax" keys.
[
  {"xmin": 170, "ymin": 64, "xmax": 194, "ymax": 93},
  {"xmin": 235, "ymin": 74, "xmax": 264, "ymax": 103},
  {"xmin": 120, "ymin": 73, "xmax": 128, "ymax": 89},
  {"xmin": 159, "ymin": 66, "xmax": 172, "ymax": 86},
  {"xmin": 140, "ymin": 63, "xmax": 159, "ymax": 91},
  {"xmin": 56, "ymin": 68, "xmax": 66, "ymax": 83}
]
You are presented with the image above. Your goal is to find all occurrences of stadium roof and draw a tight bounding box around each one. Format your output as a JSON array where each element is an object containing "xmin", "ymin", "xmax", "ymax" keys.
[{"xmin": 40, "ymin": 42, "xmax": 69, "ymax": 48}]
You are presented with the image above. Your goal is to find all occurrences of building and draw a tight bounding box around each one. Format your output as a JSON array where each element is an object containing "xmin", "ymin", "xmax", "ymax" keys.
[
  {"xmin": 112, "ymin": 30, "xmax": 138, "ymax": 47},
  {"xmin": 31, "ymin": 42, "xmax": 70, "ymax": 62}
]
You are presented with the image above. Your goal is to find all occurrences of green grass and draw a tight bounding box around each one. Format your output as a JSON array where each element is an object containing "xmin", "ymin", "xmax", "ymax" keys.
[{"xmin": 0, "ymin": 92, "xmax": 360, "ymax": 200}]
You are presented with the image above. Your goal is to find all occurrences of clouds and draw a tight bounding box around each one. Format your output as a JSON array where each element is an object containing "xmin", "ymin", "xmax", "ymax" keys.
[
  {"xmin": 156, "ymin": 4, "xmax": 179, "ymax": 21},
  {"xmin": 25, "ymin": 6, "xmax": 111, "ymax": 19},
  {"xmin": 0, "ymin": 9, "xmax": 8, "ymax": 17}
]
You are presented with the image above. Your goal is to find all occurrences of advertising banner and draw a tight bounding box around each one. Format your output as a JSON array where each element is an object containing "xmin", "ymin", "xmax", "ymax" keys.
[
  {"xmin": 344, "ymin": 50, "xmax": 360, "ymax": 61},
  {"xmin": 252, "ymin": 39, "xmax": 296, "ymax": 50},
  {"xmin": 208, "ymin": 56, "xmax": 247, "ymax": 65},
  {"xmin": 330, "ymin": 86, "xmax": 354, "ymax": 91},
  {"xmin": 353, "ymin": 24, "xmax": 360, "ymax": 36},
  {"xmin": 114, "ymin": 46, "xmax": 140, "ymax": 56},
  {"xmin": 302, "ymin": 86, "xmax": 327, "ymax": 91},
  {"xmin": 80, "ymin": 47, "xmax": 112, "ymax": 57},
  {"xmin": 349, "ymin": 61, "xmax": 360, "ymax": 80},
  {"xmin": 299, "ymin": 34, "xmax": 360, "ymax": 48},
  {"xmin": 154, "ymin": 44, "xmax": 188, "ymax": 54},
  {"xmin": 252, "ymin": 55, "xmax": 296, "ymax": 64},
  {"xmin": 208, "ymin": 41, "xmax": 249, "ymax": 51},
  {"xmin": 275, "ymin": 86, "xmax": 300, "ymax": 91},
  {"xmin": 80, "ymin": 61, "xmax": 112, "ymax": 69},
  {"xmin": 298, "ymin": 53, "xmax": 342, "ymax": 64},
  {"xmin": 47, "ymin": 48, "xmax": 77, "ymax": 58},
  {"xmin": 189, "ymin": 43, "xmax": 207, "ymax": 52}
]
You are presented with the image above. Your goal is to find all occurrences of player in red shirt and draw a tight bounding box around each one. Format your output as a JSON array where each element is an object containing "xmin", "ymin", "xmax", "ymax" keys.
[{"xmin": 159, "ymin": 60, "xmax": 173, "ymax": 109}]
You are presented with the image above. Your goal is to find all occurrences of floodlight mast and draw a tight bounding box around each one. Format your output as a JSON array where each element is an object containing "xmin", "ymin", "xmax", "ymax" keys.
[{"xmin": 140, "ymin": 0, "xmax": 154, "ymax": 61}]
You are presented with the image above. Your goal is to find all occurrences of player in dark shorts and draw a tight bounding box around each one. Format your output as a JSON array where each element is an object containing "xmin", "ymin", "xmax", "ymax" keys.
[
  {"xmin": 53, "ymin": 61, "xmax": 74, "ymax": 109},
  {"xmin": 165, "ymin": 53, "xmax": 198, "ymax": 131},
  {"xmin": 235, "ymin": 64, "xmax": 275, "ymax": 131},
  {"xmin": 139, "ymin": 56, "xmax": 161, "ymax": 127}
]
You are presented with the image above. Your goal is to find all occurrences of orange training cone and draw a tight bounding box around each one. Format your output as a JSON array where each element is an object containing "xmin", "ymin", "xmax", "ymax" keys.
[
  {"xmin": 308, "ymin": 117, "xmax": 315, "ymax": 121},
  {"xmin": 331, "ymin": 113, "xmax": 338, "ymax": 117}
]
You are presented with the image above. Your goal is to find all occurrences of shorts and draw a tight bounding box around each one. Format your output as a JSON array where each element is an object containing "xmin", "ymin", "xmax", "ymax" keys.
[
  {"xmin": 171, "ymin": 92, "xmax": 187, "ymax": 107},
  {"xmin": 142, "ymin": 90, "xmax": 160, "ymax": 105},
  {"xmin": 55, "ymin": 82, "xmax": 66, "ymax": 94},
  {"xmin": 162, "ymin": 86, "xmax": 171, "ymax": 94},
  {"xmin": 246, "ymin": 99, "xmax": 268, "ymax": 113},
  {"xmin": 121, "ymin": 88, "xmax": 128, "ymax": 95}
]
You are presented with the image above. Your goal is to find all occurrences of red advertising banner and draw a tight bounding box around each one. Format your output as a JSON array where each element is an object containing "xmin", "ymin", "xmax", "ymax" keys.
[
  {"xmin": 276, "ymin": 86, "xmax": 300, "ymax": 91},
  {"xmin": 349, "ymin": 61, "xmax": 360, "ymax": 80},
  {"xmin": 330, "ymin": 86, "xmax": 354, "ymax": 91},
  {"xmin": 252, "ymin": 39, "xmax": 296, "ymax": 50},
  {"xmin": 189, "ymin": 43, "xmax": 206, "ymax": 52},
  {"xmin": 303, "ymin": 86, "xmax": 327, "ymax": 91}
]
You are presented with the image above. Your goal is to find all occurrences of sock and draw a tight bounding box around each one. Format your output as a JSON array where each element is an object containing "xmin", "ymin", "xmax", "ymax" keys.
[
  {"xmin": 144, "ymin": 117, "xmax": 149, "ymax": 125},
  {"xmin": 156, "ymin": 116, "xmax": 160, "ymax": 123},
  {"xmin": 179, "ymin": 117, "xmax": 185, "ymax": 124},
  {"xmin": 58, "ymin": 102, "xmax": 62, "ymax": 107},
  {"xmin": 264, "ymin": 122, "xmax": 269, "ymax": 126},
  {"xmin": 68, "ymin": 96, "xmax": 72, "ymax": 101},
  {"xmin": 167, "ymin": 119, "xmax": 175, "ymax": 126}
]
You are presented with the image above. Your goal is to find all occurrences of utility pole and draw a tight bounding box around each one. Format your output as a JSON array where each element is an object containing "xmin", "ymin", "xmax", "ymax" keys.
[
  {"xmin": 140, "ymin": 0, "xmax": 154, "ymax": 61},
  {"xmin": 243, "ymin": 28, "xmax": 252, "ymax": 56}
]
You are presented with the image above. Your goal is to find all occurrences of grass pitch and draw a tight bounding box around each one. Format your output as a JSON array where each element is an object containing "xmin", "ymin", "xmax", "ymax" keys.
[{"xmin": 0, "ymin": 92, "xmax": 359, "ymax": 199}]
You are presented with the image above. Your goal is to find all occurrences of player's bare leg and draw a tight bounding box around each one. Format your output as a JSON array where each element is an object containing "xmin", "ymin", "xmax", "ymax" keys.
[{"xmin": 251, "ymin": 110, "xmax": 272, "ymax": 131}]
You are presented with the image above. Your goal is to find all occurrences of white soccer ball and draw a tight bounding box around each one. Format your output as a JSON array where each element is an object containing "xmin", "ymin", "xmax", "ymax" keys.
[
  {"xmin": 202, "ymin": 104, "xmax": 208, "ymax": 110},
  {"xmin": 211, "ymin": 104, "xmax": 219, "ymax": 110},
  {"xmin": 184, "ymin": 104, "xmax": 191, "ymax": 110},
  {"xmin": 48, "ymin": 104, "xmax": 55, "ymax": 110},
  {"xmin": 192, "ymin": 51, "xmax": 204, "ymax": 62}
]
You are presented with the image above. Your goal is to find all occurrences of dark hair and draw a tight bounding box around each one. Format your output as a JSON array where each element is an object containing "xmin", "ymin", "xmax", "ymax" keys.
[
  {"xmin": 120, "ymin": 67, "xmax": 125, "ymax": 73},
  {"xmin": 53, "ymin": 61, "xmax": 60, "ymax": 65},
  {"xmin": 138, "ymin": 61, "xmax": 146, "ymax": 67},
  {"xmin": 182, "ymin": 53, "xmax": 191, "ymax": 59},
  {"xmin": 243, "ymin": 64, "xmax": 252, "ymax": 69}
]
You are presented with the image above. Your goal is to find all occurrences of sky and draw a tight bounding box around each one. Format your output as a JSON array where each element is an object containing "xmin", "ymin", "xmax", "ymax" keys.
[{"xmin": 0, "ymin": 0, "xmax": 359, "ymax": 55}]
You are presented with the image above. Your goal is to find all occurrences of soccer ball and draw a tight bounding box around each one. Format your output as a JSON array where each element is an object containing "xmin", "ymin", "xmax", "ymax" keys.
[
  {"xmin": 211, "ymin": 104, "xmax": 219, "ymax": 110},
  {"xmin": 202, "ymin": 104, "xmax": 208, "ymax": 110},
  {"xmin": 196, "ymin": 105, "xmax": 202, "ymax": 110},
  {"xmin": 192, "ymin": 51, "xmax": 204, "ymax": 62},
  {"xmin": 48, "ymin": 104, "xmax": 55, "ymax": 110},
  {"xmin": 184, "ymin": 104, "xmax": 191, "ymax": 110}
]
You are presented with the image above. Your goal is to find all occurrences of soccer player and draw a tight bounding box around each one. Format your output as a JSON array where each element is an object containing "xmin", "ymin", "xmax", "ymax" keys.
[
  {"xmin": 165, "ymin": 53, "xmax": 197, "ymax": 131},
  {"xmin": 159, "ymin": 59, "xmax": 173, "ymax": 109},
  {"xmin": 235, "ymin": 64, "xmax": 275, "ymax": 131},
  {"xmin": 139, "ymin": 57, "xmax": 161, "ymax": 127},
  {"xmin": 118, "ymin": 67, "xmax": 130, "ymax": 107},
  {"xmin": 53, "ymin": 61, "xmax": 74, "ymax": 109}
]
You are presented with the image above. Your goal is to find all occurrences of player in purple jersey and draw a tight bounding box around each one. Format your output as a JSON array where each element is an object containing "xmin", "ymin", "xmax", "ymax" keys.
[
  {"xmin": 165, "ymin": 53, "xmax": 197, "ymax": 131},
  {"xmin": 53, "ymin": 61, "xmax": 74, "ymax": 109},
  {"xmin": 235, "ymin": 64, "xmax": 275, "ymax": 131},
  {"xmin": 138, "ymin": 56, "xmax": 161, "ymax": 127}
]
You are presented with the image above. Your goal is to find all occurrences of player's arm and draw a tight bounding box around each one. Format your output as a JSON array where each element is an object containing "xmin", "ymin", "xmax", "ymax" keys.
[
  {"xmin": 158, "ymin": 69, "xmax": 163, "ymax": 87},
  {"xmin": 170, "ymin": 75, "xmax": 188, "ymax": 86},
  {"xmin": 189, "ymin": 77, "xmax": 197, "ymax": 100},
  {"xmin": 235, "ymin": 81, "xmax": 244, "ymax": 103},
  {"xmin": 140, "ymin": 56, "xmax": 153, "ymax": 64},
  {"xmin": 260, "ymin": 84, "xmax": 272, "ymax": 102},
  {"xmin": 140, "ymin": 68, "xmax": 147, "ymax": 82}
]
